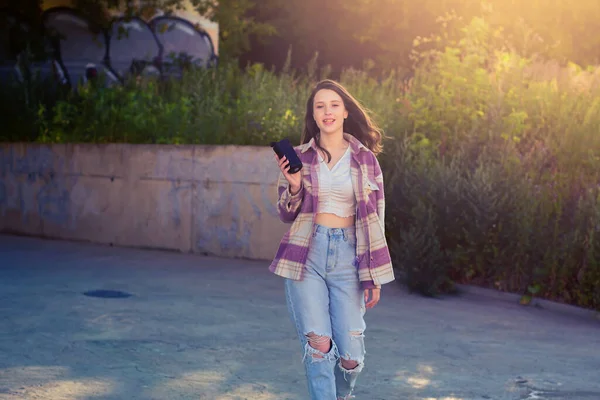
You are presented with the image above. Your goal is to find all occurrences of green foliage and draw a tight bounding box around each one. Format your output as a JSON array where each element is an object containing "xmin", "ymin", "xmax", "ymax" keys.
[
  {"xmin": 247, "ymin": 0, "xmax": 600, "ymax": 75},
  {"xmin": 379, "ymin": 17, "xmax": 600, "ymax": 309},
  {"xmin": 191, "ymin": 0, "xmax": 276, "ymax": 60},
  {"xmin": 6, "ymin": 0, "xmax": 600, "ymax": 73},
  {"xmin": 1, "ymin": 60, "xmax": 312, "ymax": 145},
  {"xmin": 384, "ymin": 141, "xmax": 454, "ymax": 296},
  {"xmin": 2, "ymin": 15, "xmax": 600, "ymax": 311}
]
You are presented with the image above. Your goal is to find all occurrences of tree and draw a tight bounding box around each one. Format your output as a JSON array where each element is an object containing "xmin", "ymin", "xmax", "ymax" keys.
[{"xmin": 190, "ymin": 0, "xmax": 276, "ymax": 60}]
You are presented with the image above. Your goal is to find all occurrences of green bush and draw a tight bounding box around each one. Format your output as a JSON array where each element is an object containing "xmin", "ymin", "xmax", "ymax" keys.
[
  {"xmin": 379, "ymin": 18, "xmax": 600, "ymax": 310},
  {"xmin": 1, "ymin": 17, "xmax": 600, "ymax": 311},
  {"xmin": 1, "ymin": 57, "xmax": 312, "ymax": 145}
]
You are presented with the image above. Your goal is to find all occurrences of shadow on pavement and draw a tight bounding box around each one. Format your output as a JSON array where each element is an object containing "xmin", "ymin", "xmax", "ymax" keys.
[{"xmin": 1, "ymin": 234, "xmax": 599, "ymax": 400}]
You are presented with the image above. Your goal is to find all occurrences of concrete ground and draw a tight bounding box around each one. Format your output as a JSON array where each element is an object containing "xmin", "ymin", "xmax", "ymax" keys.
[{"xmin": 0, "ymin": 235, "xmax": 599, "ymax": 400}]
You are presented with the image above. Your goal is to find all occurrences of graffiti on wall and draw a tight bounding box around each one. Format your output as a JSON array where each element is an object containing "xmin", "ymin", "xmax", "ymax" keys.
[{"xmin": 1, "ymin": 4, "xmax": 218, "ymax": 88}]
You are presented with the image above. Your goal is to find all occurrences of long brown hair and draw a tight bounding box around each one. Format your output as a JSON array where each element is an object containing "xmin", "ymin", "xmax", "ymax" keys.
[{"xmin": 300, "ymin": 79, "xmax": 384, "ymax": 163}]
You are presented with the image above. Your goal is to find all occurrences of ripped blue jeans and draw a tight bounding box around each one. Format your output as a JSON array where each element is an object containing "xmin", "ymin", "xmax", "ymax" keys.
[{"xmin": 285, "ymin": 224, "xmax": 366, "ymax": 400}]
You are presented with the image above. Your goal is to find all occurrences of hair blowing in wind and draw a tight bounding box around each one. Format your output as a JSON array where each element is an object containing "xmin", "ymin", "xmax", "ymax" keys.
[{"xmin": 301, "ymin": 79, "xmax": 384, "ymax": 163}]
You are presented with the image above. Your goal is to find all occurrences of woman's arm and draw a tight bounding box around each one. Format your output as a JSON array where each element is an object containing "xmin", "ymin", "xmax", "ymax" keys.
[
  {"xmin": 276, "ymin": 172, "xmax": 304, "ymax": 222},
  {"xmin": 275, "ymin": 154, "xmax": 304, "ymax": 223}
]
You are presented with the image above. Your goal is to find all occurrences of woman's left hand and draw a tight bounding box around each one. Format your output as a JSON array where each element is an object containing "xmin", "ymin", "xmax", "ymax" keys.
[{"xmin": 364, "ymin": 288, "xmax": 381, "ymax": 309}]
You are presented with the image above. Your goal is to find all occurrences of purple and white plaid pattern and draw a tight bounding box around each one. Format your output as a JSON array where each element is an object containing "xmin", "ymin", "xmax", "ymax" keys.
[{"xmin": 269, "ymin": 133, "xmax": 395, "ymax": 289}]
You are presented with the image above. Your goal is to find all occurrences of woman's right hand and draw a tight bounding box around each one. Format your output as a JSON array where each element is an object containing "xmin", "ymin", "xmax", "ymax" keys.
[{"xmin": 275, "ymin": 154, "xmax": 302, "ymax": 195}]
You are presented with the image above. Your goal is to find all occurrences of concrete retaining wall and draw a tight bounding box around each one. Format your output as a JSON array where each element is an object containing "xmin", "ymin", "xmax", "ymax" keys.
[{"xmin": 0, "ymin": 143, "xmax": 288, "ymax": 260}]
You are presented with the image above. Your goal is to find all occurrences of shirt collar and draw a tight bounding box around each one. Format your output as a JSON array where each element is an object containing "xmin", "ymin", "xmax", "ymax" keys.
[{"xmin": 300, "ymin": 133, "xmax": 368, "ymax": 155}]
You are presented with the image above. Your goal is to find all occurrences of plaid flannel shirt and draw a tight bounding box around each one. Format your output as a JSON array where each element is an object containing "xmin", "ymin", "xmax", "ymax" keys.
[{"xmin": 268, "ymin": 133, "xmax": 395, "ymax": 289}]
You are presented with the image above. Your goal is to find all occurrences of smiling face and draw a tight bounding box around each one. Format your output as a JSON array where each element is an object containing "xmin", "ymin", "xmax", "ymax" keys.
[{"xmin": 313, "ymin": 89, "xmax": 348, "ymax": 136}]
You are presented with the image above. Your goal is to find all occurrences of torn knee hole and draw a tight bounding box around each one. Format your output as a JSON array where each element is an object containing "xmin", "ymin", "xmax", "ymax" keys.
[
  {"xmin": 340, "ymin": 358, "xmax": 359, "ymax": 370},
  {"xmin": 306, "ymin": 333, "xmax": 331, "ymax": 345},
  {"xmin": 305, "ymin": 333, "xmax": 332, "ymax": 356},
  {"xmin": 349, "ymin": 330, "xmax": 364, "ymax": 339}
]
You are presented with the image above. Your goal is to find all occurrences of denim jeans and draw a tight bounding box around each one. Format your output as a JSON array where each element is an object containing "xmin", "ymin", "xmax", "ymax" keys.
[{"xmin": 285, "ymin": 223, "xmax": 366, "ymax": 400}]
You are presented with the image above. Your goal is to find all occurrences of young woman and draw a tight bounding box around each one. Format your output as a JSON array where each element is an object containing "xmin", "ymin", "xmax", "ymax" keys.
[{"xmin": 269, "ymin": 79, "xmax": 395, "ymax": 400}]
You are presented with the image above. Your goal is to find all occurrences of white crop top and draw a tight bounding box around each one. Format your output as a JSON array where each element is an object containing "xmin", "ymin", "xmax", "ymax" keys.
[{"xmin": 317, "ymin": 147, "xmax": 356, "ymax": 217}]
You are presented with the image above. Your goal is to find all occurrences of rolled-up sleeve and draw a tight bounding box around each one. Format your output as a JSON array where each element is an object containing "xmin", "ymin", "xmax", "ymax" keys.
[{"xmin": 277, "ymin": 172, "xmax": 304, "ymax": 223}]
